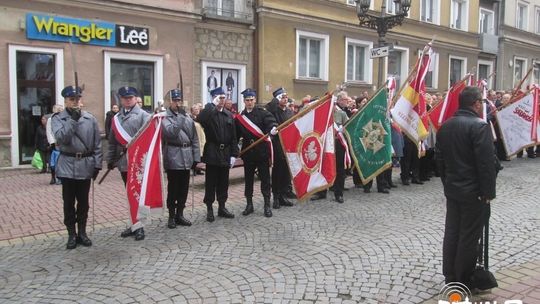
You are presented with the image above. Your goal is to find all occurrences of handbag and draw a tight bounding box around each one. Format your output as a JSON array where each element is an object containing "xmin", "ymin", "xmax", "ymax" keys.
[
  {"xmin": 50, "ymin": 149, "xmax": 60, "ymax": 168},
  {"xmin": 31, "ymin": 150, "xmax": 43, "ymax": 170},
  {"xmin": 470, "ymin": 204, "xmax": 498, "ymax": 290}
]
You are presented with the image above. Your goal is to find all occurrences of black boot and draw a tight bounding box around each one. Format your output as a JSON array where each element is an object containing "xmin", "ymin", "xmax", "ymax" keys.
[
  {"xmin": 50, "ymin": 172, "xmax": 56, "ymax": 185},
  {"xmin": 76, "ymin": 221, "xmax": 92, "ymax": 247},
  {"xmin": 279, "ymin": 195, "xmax": 293, "ymax": 207},
  {"xmin": 217, "ymin": 202, "xmax": 235, "ymax": 218},
  {"xmin": 242, "ymin": 198, "xmax": 254, "ymax": 216},
  {"xmin": 66, "ymin": 225, "xmax": 77, "ymax": 250},
  {"xmin": 206, "ymin": 204, "xmax": 215, "ymax": 222},
  {"xmin": 175, "ymin": 207, "xmax": 192, "ymax": 226},
  {"xmin": 167, "ymin": 209, "xmax": 176, "ymax": 229},
  {"xmin": 120, "ymin": 227, "xmax": 134, "ymax": 238},
  {"xmin": 263, "ymin": 197, "xmax": 272, "ymax": 218},
  {"xmin": 310, "ymin": 192, "xmax": 327, "ymax": 201},
  {"xmin": 134, "ymin": 227, "xmax": 145, "ymax": 241},
  {"xmin": 272, "ymin": 196, "xmax": 281, "ymax": 209}
]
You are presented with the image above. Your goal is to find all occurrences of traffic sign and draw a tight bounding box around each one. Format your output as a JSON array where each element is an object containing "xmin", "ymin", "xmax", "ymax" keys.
[{"xmin": 370, "ymin": 46, "xmax": 389, "ymax": 58}]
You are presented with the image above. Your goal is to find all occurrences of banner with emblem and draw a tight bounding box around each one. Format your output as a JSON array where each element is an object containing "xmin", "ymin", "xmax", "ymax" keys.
[
  {"xmin": 344, "ymin": 88, "xmax": 392, "ymax": 183},
  {"xmin": 126, "ymin": 114, "xmax": 165, "ymax": 228},
  {"xmin": 279, "ymin": 95, "xmax": 336, "ymax": 200}
]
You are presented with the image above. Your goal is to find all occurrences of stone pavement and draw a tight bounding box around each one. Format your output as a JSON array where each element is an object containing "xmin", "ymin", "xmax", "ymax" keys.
[{"xmin": 0, "ymin": 159, "xmax": 538, "ymax": 303}]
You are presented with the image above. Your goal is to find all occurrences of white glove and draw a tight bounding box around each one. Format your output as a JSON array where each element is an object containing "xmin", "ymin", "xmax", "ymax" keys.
[
  {"xmin": 229, "ymin": 156, "xmax": 236, "ymax": 168},
  {"xmin": 270, "ymin": 126, "xmax": 278, "ymax": 136},
  {"xmin": 212, "ymin": 96, "xmax": 220, "ymax": 106},
  {"xmin": 337, "ymin": 125, "xmax": 343, "ymax": 133}
]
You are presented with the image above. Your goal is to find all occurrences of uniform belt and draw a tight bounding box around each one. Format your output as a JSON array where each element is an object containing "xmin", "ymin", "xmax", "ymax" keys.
[
  {"xmin": 213, "ymin": 143, "xmax": 228, "ymax": 150},
  {"xmin": 166, "ymin": 142, "xmax": 191, "ymax": 148},
  {"xmin": 61, "ymin": 151, "xmax": 94, "ymax": 159}
]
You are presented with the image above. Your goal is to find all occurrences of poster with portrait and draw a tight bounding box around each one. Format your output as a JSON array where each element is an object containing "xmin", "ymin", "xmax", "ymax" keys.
[{"xmin": 204, "ymin": 67, "xmax": 239, "ymax": 112}]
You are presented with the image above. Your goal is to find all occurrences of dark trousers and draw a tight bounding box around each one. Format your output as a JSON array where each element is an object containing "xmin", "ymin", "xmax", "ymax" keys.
[
  {"xmin": 443, "ymin": 198, "xmax": 487, "ymax": 286},
  {"xmin": 383, "ymin": 167, "xmax": 393, "ymax": 186},
  {"xmin": 244, "ymin": 160, "xmax": 271, "ymax": 199},
  {"xmin": 353, "ymin": 167, "xmax": 361, "ymax": 186},
  {"xmin": 61, "ymin": 178, "xmax": 91, "ymax": 228},
  {"xmin": 121, "ymin": 172, "xmax": 127, "ymax": 185},
  {"xmin": 166, "ymin": 170, "xmax": 190, "ymax": 211},
  {"xmin": 419, "ymin": 148, "xmax": 434, "ymax": 180},
  {"xmin": 204, "ymin": 165, "xmax": 230, "ymax": 205},
  {"xmin": 272, "ymin": 157, "xmax": 291, "ymax": 197},
  {"xmin": 363, "ymin": 173, "xmax": 388, "ymax": 191},
  {"xmin": 334, "ymin": 141, "xmax": 346, "ymax": 197},
  {"xmin": 400, "ymin": 139, "xmax": 420, "ymax": 182}
]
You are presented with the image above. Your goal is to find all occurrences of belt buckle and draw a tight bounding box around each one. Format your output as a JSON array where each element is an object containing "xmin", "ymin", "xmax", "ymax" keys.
[
  {"xmin": 182, "ymin": 143, "xmax": 189, "ymax": 148},
  {"xmin": 219, "ymin": 144, "xmax": 225, "ymax": 150},
  {"xmin": 75, "ymin": 152, "xmax": 83, "ymax": 159}
]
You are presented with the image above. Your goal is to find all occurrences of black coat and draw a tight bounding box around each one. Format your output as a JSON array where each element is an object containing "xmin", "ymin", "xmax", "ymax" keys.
[
  {"xmin": 266, "ymin": 98, "xmax": 294, "ymax": 160},
  {"xmin": 236, "ymin": 107, "xmax": 277, "ymax": 164},
  {"xmin": 198, "ymin": 103, "xmax": 239, "ymax": 167},
  {"xmin": 435, "ymin": 108, "xmax": 497, "ymax": 202}
]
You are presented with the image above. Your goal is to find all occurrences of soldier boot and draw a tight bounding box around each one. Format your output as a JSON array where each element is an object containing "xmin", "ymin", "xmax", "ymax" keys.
[
  {"xmin": 263, "ymin": 196, "xmax": 272, "ymax": 218},
  {"xmin": 175, "ymin": 207, "xmax": 192, "ymax": 226},
  {"xmin": 66, "ymin": 225, "xmax": 77, "ymax": 250},
  {"xmin": 206, "ymin": 204, "xmax": 215, "ymax": 222},
  {"xmin": 167, "ymin": 208, "xmax": 176, "ymax": 229},
  {"xmin": 272, "ymin": 196, "xmax": 281, "ymax": 209},
  {"xmin": 76, "ymin": 220, "xmax": 92, "ymax": 247},
  {"xmin": 217, "ymin": 202, "xmax": 235, "ymax": 219},
  {"xmin": 242, "ymin": 197, "xmax": 254, "ymax": 216}
]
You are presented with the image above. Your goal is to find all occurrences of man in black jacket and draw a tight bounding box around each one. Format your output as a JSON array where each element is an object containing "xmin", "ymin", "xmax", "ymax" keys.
[
  {"xmin": 236, "ymin": 88, "xmax": 277, "ymax": 217},
  {"xmin": 198, "ymin": 87, "xmax": 239, "ymax": 222},
  {"xmin": 436, "ymin": 86, "xmax": 497, "ymax": 289}
]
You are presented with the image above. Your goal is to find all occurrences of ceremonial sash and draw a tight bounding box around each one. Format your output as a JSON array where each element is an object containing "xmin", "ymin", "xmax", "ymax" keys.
[
  {"xmin": 236, "ymin": 113, "xmax": 274, "ymax": 164},
  {"xmin": 334, "ymin": 122, "xmax": 351, "ymax": 169},
  {"xmin": 112, "ymin": 114, "xmax": 132, "ymax": 146}
]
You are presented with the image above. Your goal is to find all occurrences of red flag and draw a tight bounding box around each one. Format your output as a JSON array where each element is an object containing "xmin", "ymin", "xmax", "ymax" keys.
[
  {"xmin": 126, "ymin": 115, "xmax": 165, "ymax": 226},
  {"xmin": 532, "ymin": 87, "xmax": 539, "ymax": 142},
  {"xmin": 428, "ymin": 100, "xmax": 443, "ymax": 130},
  {"xmin": 280, "ymin": 95, "xmax": 335, "ymax": 200},
  {"xmin": 438, "ymin": 80, "xmax": 467, "ymax": 126}
]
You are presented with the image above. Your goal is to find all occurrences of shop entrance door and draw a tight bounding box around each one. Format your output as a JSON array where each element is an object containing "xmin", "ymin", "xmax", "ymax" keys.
[{"xmin": 16, "ymin": 52, "xmax": 56, "ymax": 164}]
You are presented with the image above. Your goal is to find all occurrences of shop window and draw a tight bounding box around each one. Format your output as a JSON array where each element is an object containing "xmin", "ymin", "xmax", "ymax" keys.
[{"xmin": 111, "ymin": 60, "xmax": 154, "ymax": 113}]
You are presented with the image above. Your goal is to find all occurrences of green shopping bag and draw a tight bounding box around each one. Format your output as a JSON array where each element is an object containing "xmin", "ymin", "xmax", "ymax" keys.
[{"xmin": 31, "ymin": 150, "xmax": 43, "ymax": 170}]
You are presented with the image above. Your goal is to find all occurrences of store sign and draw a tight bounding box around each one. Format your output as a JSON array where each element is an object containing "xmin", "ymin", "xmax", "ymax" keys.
[
  {"xmin": 26, "ymin": 14, "xmax": 150, "ymax": 50},
  {"xmin": 26, "ymin": 13, "xmax": 115, "ymax": 46},
  {"xmin": 116, "ymin": 25, "xmax": 149, "ymax": 50}
]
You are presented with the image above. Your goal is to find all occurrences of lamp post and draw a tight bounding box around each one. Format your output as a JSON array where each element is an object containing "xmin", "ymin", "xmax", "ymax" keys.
[{"xmin": 355, "ymin": 0, "xmax": 411, "ymax": 87}]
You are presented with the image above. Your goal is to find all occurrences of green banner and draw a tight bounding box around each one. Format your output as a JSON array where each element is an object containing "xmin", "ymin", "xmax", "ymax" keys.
[{"xmin": 343, "ymin": 88, "xmax": 392, "ymax": 183}]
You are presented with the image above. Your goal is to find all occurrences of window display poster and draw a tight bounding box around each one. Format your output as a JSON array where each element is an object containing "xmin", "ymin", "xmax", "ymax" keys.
[{"xmin": 205, "ymin": 67, "xmax": 239, "ymax": 112}]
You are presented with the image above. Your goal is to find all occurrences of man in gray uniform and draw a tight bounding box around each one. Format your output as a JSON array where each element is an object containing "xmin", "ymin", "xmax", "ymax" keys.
[
  {"xmin": 162, "ymin": 89, "xmax": 200, "ymax": 228},
  {"xmin": 107, "ymin": 86, "xmax": 151, "ymax": 240},
  {"xmin": 52, "ymin": 86, "xmax": 102, "ymax": 249}
]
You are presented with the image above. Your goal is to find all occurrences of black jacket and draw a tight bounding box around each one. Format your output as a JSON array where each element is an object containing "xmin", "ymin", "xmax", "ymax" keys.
[
  {"xmin": 236, "ymin": 107, "xmax": 277, "ymax": 164},
  {"xmin": 198, "ymin": 103, "xmax": 239, "ymax": 167},
  {"xmin": 435, "ymin": 108, "xmax": 497, "ymax": 202},
  {"xmin": 266, "ymin": 98, "xmax": 294, "ymax": 160}
]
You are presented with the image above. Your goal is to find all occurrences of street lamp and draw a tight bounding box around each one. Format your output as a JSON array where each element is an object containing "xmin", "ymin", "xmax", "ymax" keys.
[{"xmin": 355, "ymin": 0, "xmax": 411, "ymax": 87}]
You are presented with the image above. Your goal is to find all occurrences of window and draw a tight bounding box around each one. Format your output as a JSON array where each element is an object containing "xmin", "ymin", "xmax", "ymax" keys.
[
  {"xmin": 479, "ymin": 8, "xmax": 495, "ymax": 34},
  {"xmin": 206, "ymin": 0, "xmax": 235, "ymax": 17},
  {"xmin": 514, "ymin": 57, "xmax": 527, "ymax": 87},
  {"xmin": 104, "ymin": 52, "xmax": 163, "ymax": 116},
  {"xmin": 386, "ymin": 47, "xmax": 409, "ymax": 89},
  {"xmin": 449, "ymin": 55, "xmax": 467, "ymax": 86},
  {"xmin": 419, "ymin": 51, "xmax": 439, "ymax": 89},
  {"xmin": 201, "ymin": 61, "xmax": 247, "ymax": 111},
  {"xmin": 421, "ymin": 0, "xmax": 440, "ymax": 24},
  {"xmin": 386, "ymin": 0, "xmax": 401, "ymax": 14},
  {"xmin": 533, "ymin": 62, "xmax": 540, "ymax": 85},
  {"xmin": 517, "ymin": 2, "xmax": 528, "ymax": 30},
  {"xmin": 345, "ymin": 38, "xmax": 373, "ymax": 83},
  {"xmin": 296, "ymin": 30, "xmax": 329, "ymax": 80},
  {"xmin": 535, "ymin": 7, "xmax": 540, "ymax": 33},
  {"xmin": 347, "ymin": 0, "xmax": 355, "ymax": 5},
  {"xmin": 477, "ymin": 60, "xmax": 494, "ymax": 88},
  {"xmin": 451, "ymin": 0, "xmax": 468, "ymax": 31}
]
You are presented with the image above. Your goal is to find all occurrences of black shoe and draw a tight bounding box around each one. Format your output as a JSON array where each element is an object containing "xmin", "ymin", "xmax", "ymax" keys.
[
  {"xmin": 284, "ymin": 191, "xmax": 296, "ymax": 199},
  {"xmin": 49, "ymin": 177, "xmax": 56, "ymax": 185},
  {"xmin": 280, "ymin": 197, "xmax": 294, "ymax": 206},
  {"xmin": 120, "ymin": 227, "xmax": 135, "ymax": 238},
  {"xmin": 363, "ymin": 188, "xmax": 371, "ymax": 193},
  {"xmin": 528, "ymin": 154, "xmax": 536, "ymax": 159},
  {"xmin": 272, "ymin": 198, "xmax": 280, "ymax": 209},
  {"xmin": 354, "ymin": 184, "xmax": 363, "ymax": 188},
  {"xmin": 377, "ymin": 189, "xmax": 390, "ymax": 194},
  {"xmin": 218, "ymin": 207, "xmax": 235, "ymax": 218},
  {"xmin": 206, "ymin": 206, "xmax": 215, "ymax": 222},
  {"xmin": 264, "ymin": 205, "xmax": 272, "ymax": 217},
  {"xmin": 335, "ymin": 196, "xmax": 344, "ymax": 203},
  {"xmin": 420, "ymin": 177, "xmax": 430, "ymax": 182},
  {"xmin": 310, "ymin": 193, "xmax": 327, "ymax": 201},
  {"xmin": 66, "ymin": 235, "xmax": 77, "ymax": 250},
  {"xmin": 76, "ymin": 233, "xmax": 92, "ymax": 247},
  {"xmin": 411, "ymin": 179, "xmax": 424, "ymax": 185},
  {"xmin": 343, "ymin": 187, "xmax": 350, "ymax": 191},
  {"xmin": 388, "ymin": 182, "xmax": 397, "ymax": 188},
  {"xmin": 134, "ymin": 228, "xmax": 145, "ymax": 241},
  {"xmin": 242, "ymin": 203, "xmax": 254, "ymax": 216},
  {"xmin": 167, "ymin": 217, "xmax": 176, "ymax": 229},
  {"xmin": 401, "ymin": 180, "xmax": 410, "ymax": 186},
  {"xmin": 175, "ymin": 215, "xmax": 192, "ymax": 226}
]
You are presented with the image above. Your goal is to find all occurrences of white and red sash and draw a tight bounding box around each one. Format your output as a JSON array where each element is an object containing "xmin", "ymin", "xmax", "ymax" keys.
[
  {"xmin": 111, "ymin": 114, "xmax": 132, "ymax": 146},
  {"xmin": 334, "ymin": 122, "xmax": 351, "ymax": 169},
  {"xmin": 236, "ymin": 113, "xmax": 274, "ymax": 164}
]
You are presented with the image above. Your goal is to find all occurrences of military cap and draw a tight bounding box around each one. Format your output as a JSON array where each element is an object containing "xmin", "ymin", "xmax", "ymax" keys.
[
  {"xmin": 241, "ymin": 88, "xmax": 256, "ymax": 99},
  {"xmin": 210, "ymin": 87, "xmax": 225, "ymax": 97},
  {"xmin": 170, "ymin": 89, "xmax": 182, "ymax": 100},
  {"xmin": 61, "ymin": 86, "xmax": 82, "ymax": 98},
  {"xmin": 118, "ymin": 86, "xmax": 138, "ymax": 97}
]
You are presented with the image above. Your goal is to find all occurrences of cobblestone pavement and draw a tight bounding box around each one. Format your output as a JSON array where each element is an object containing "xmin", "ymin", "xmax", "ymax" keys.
[{"xmin": 0, "ymin": 159, "xmax": 538, "ymax": 303}]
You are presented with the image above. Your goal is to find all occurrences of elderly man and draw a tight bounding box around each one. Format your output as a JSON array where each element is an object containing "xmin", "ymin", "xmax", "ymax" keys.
[
  {"xmin": 198, "ymin": 87, "xmax": 239, "ymax": 222},
  {"xmin": 436, "ymin": 86, "xmax": 497, "ymax": 289},
  {"xmin": 51, "ymin": 86, "xmax": 102, "ymax": 249},
  {"xmin": 107, "ymin": 86, "xmax": 151, "ymax": 241}
]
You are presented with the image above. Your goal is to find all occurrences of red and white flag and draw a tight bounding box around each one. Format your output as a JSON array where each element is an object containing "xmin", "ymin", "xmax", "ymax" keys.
[
  {"xmin": 236, "ymin": 114, "xmax": 274, "ymax": 164},
  {"xmin": 111, "ymin": 115, "xmax": 132, "ymax": 146},
  {"xmin": 387, "ymin": 76, "xmax": 397, "ymax": 105},
  {"xmin": 438, "ymin": 79, "xmax": 467, "ymax": 126},
  {"xmin": 280, "ymin": 95, "xmax": 336, "ymax": 200},
  {"xmin": 126, "ymin": 115, "xmax": 165, "ymax": 226},
  {"xmin": 532, "ymin": 85, "xmax": 539, "ymax": 142}
]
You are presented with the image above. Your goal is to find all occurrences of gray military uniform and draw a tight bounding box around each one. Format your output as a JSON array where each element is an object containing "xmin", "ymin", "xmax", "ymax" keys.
[
  {"xmin": 162, "ymin": 108, "xmax": 201, "ymax": 170},
  {"xmin": 51, "ymin": 110, "xmax": 103, "ymax": 179},
  {"xmin": 106, "ymin": 105, "xmax": 151, "ymax": 171}
]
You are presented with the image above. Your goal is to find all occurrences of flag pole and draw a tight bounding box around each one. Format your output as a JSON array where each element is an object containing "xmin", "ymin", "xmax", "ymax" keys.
[
  {"xmin": 509, "ymin": 66, "xmax": 534, "ymax": 102},
  {"xmin": 238, "ymin": 91, "xmax": 334, "ymax": 157},
  {"xmin": 344, "ymin": 82, "xmax": 389, "ymax": 128}
]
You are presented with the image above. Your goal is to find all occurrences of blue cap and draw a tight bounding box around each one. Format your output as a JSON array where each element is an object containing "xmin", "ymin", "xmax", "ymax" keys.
[
  {"xmin": 61, "ymin": 86, "xmax": 82, "ymax": 98},
  {"xmin": 170, "ymin": 89, "xmax": 182, "ymax": 100},
  {"xmin": 118, "ymin": 86, "xmax": 138, "ymax": 97},
  {"xmin": 272, "ymin": 87, "xmax": 286, "ymax": 98},
  {"xmin": 210, "ymin": 87, "xmax": 225, "ymax": 97},
  {"xmin": 241, "ymin": 88, "xmax": 256, "ymax": 99}
]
